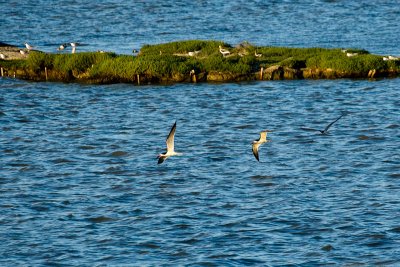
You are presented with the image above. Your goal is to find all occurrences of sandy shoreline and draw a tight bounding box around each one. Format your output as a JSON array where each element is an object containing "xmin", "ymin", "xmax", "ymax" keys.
[{"xmin": 0, "ymin": 42, "xmax": 29, "ymax": 60}]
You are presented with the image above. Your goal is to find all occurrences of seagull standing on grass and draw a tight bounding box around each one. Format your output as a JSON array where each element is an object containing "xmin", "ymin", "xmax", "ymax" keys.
[
  {"xmin": 157, "ymin": 121, "xmax": 182, "ymax": 164},
  {"xmin": 57, "ymin": 43, "xmax": 68, "ymax": 51},
  {"xmin": 219, "ymin": 45, "xmax": 230, "ymax": 57},
  {"xmin": 70, "ymin": 42, "xmax": 78, "ymax": 54},
  {"xmin": 252, "ymin": 130, "xmax": 272, "ymax": 162},
  {"xmin": 24, "ymin": 42, "xmax": 34, "ymax": 50},
  {"xmin": 255, "ymin": 51, "xmax": 262, "ymax": 57}
]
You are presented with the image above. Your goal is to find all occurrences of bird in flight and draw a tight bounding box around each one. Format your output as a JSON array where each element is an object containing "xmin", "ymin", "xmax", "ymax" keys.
[
  {"xmin": 252, "ymin": 130, "xmax": 272, "ymax": 162},
  {"xmin": 157, "ymin": 121, "xmax": 182, "ymax": 164},
  {"xmin": 301, "ymin": 114, "xmax": 344, "ymax": 134}
]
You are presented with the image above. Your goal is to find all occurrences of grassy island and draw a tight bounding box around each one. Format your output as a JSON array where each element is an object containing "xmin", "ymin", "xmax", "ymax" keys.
[{"xmin": 1, "ymin": 40, "xmax": 399, "ymax": 84}]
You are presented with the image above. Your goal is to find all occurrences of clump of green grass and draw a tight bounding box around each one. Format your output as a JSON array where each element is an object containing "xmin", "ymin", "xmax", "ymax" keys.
[
  {"xmin": 26, "ymin": 51, "xmax": 116, "ymax": 75},
  {"xmin": 140, "ymin": 40, "xmax": 230, "ymax": 56}
]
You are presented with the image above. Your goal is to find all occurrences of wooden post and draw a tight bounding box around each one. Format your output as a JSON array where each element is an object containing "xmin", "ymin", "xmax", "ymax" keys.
[
  {"xmin": 137, "ymin": 74, "xmax": 140, "ymax": 85},
  {"xmin": 260, "ymin": 67, "xmax": 264, "ymax": 80},
  {"xmin": 45, "ymin": 67, "xmax": 48, "ymax": 81},
  {"xmin": 1, "ymin": 67, "xmax": 3, "ymax": 77},
  {"xmin": 190, "ymin": 69, "xmax": 197, "ymax": 83}
]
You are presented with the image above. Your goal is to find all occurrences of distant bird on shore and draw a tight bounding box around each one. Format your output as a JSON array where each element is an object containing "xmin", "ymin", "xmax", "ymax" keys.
[
  {"xmin": 24, "ymin": 42, "xmax": 34, "ymax": 50},
  {"xmin": 255, "ymin": 51, "xmax": 262, "ymax": 57},
  {"xmin": 188, "ymin": 50, "xmax": 200, "ymax": 56},
  {"xmin": 70, "ymin": 42, "xmax": 78, "ymax": 54},
  {"xmin": 19, "ymin": 50, "xmax": 26, "ymax": 55},
  {"xmin": 252, "ymin": 130, "xmax": 272, "ymax": 162},
  {"xmin": 219, "ymin": 45, "xmax": 230, "ymax": 57},
  {"xmin": 0, "ymin": 53, "xmax": 5, "ymax": 59},
  {"xmin": 157, "ymin": 121, "xmax": 182, "ymax": 164},
  {"xmin": 57, "ymin": 43, "xmax": 69, "ymax": 51},
  {"xmin": 346, "ymin": 52, "xmax": 358, "ymax": 57},
  {"xmin": 301, "ymin": 114, "xmax": 344, "ymax": 134}
]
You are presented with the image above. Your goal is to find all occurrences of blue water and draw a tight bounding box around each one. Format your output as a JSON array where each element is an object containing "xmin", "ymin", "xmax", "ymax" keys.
[{"xmin": 1, "ymin": 1, "xmax": 400, "ymax": 266}]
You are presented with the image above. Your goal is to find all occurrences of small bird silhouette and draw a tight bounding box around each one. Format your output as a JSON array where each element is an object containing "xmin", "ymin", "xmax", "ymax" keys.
[
  {"xmin": 252, "ymin": 130, "xmax": 272, "ymax": 162},
  {"xmin": 301, "ymin": 114, "xmax": 345, "ymax": 134}
]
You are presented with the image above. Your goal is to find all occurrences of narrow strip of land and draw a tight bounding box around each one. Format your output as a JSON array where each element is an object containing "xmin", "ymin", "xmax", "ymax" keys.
[{"xmin": 1, "ymin": 40, "xmax": 399, "ymax": 84}]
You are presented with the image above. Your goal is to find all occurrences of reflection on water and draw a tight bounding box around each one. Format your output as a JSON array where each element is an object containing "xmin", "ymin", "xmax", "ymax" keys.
[{"xmin": 1, "ymin": 78, "xmax": 399, "ymax": 265}]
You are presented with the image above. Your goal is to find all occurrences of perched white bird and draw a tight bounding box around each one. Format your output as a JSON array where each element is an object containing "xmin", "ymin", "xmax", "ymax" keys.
[
  {"xmin": 19, "ymin": 50, "xmax": 26, "ymax": 55},
  {"xmin": 57, "ymin": 43, "xmax": 68, "ymax": 51},
  {"xmin": 252, "ymin": 130, "xmax": 272, "ymax": 162},
  {"xmin": 24, "ymin": 42, "xmax": 34, "ymax": 50},
  {"xmin": 157, "ymin": 121, "xmax": 182, "ymax": 164},
  {"xmin": 219, "ymin": 45, "xmax": 230, "ymax": 57},
  {"xmin": 188, "ymin": 50, "xmax": 200, "ymax": 56},
  {"xmin": 383, "ymin": 57, "xmax": 389, "ymax": 61},
  {"xmin": 255, "ymin": 51, "xmax": 262, "ymax": 57},
  {"xmin": 346, "ymin": 52, "xmax": 358, "ymax": 57},
  {"xmin": 0, "ymin": 53, "xmax": 5, "ymax": 59},
  {"xmin": 388, "ymin": 55, "xmax": 399, "ymax": 60}
]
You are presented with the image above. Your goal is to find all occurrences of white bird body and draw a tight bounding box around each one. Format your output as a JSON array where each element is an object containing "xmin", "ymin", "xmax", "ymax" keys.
[
  {"xmin": 157, "ymin": 121, "xmax": 182, "ymax": 164},
  {"xmin": 0, "ymin": 53, "xmax": 5, "ymax": 59},
  {"xmin": 388, "ymin": 55, "xmax": 399, "ymax": 60},
  {"xmin": 57, "ymin": 43, "xmax": 68, "ymax": 51},
  {"xmin": 255, "ymin": 51, "xmax": 262, "ymax": 57},
  {"xmin": 219, "ymin": 45, "xmax": 230, "ymax": 56},
  {"xmin": 188, "ymin": 50, "xmax": 200, "ymax": 56},
  {"xmin": 19, "ymin": 50, "xmax": 26, "ymax": 55},
  {"xmin": 72, "ymin": 46, "xmax": 76, "ymax": 54},
  {"xmin": 25, "ymin": 42, "xmax": 34, "ymax": 50},
  {"xmin": 346, "ymin": 52, "xmax": 358, "ymax": 57},
  {"xmin": 252, "ymin": 130, "xmax": 272, "ymax": 162}
]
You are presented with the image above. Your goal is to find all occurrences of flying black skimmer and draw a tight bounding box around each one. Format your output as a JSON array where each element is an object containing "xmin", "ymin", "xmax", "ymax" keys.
[
  {"xmin": 24, "ymin": 42, "xmax": 34, "ymax": 50},
  {"xmin": 219, "ymin": 45, "xmax": 230, "ymax": 57},
  {"xmin": 301, "ymin": 114, "xmax": 344, "ymax": 134},
  {"xmin": 157, "ymin": 121, "xmax": 182, "ymax": 164},
  {"xmin": 252, "ymin": 130, "xmax": 272, "ymax": 162}
]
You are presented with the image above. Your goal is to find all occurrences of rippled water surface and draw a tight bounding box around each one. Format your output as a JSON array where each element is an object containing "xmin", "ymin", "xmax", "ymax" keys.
[
  {"xmin": 1, "ymin": 0, "xmax": 400, "ymax": 265},
  {"xmin": 1, "ymin": 79, "xmax": 400, "ymax": 265}
]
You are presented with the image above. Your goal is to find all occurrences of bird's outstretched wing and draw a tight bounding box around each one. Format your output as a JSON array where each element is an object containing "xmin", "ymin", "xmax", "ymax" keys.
[
  {"xmin": 165, "ymin": 121, "xmax": 176, "ymax": 153},
  {"xmin": 252, "ymin": 143, "xmax": 260, "ymax": 161},
  {"xmin": 323, "ymin": 114, "xmax": 343, "ymax": 133}
]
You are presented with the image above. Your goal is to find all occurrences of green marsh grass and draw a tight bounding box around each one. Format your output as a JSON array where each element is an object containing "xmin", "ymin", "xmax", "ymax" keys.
[{"xmin": 10, "ymin": 40, "xmax": 399, "ymax": 82}]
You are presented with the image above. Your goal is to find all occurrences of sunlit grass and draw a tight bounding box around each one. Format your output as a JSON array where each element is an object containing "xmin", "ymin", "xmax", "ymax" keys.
[{"xmin": 2, "ymin": 40, "xmax": 398, "ymax": 82}]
